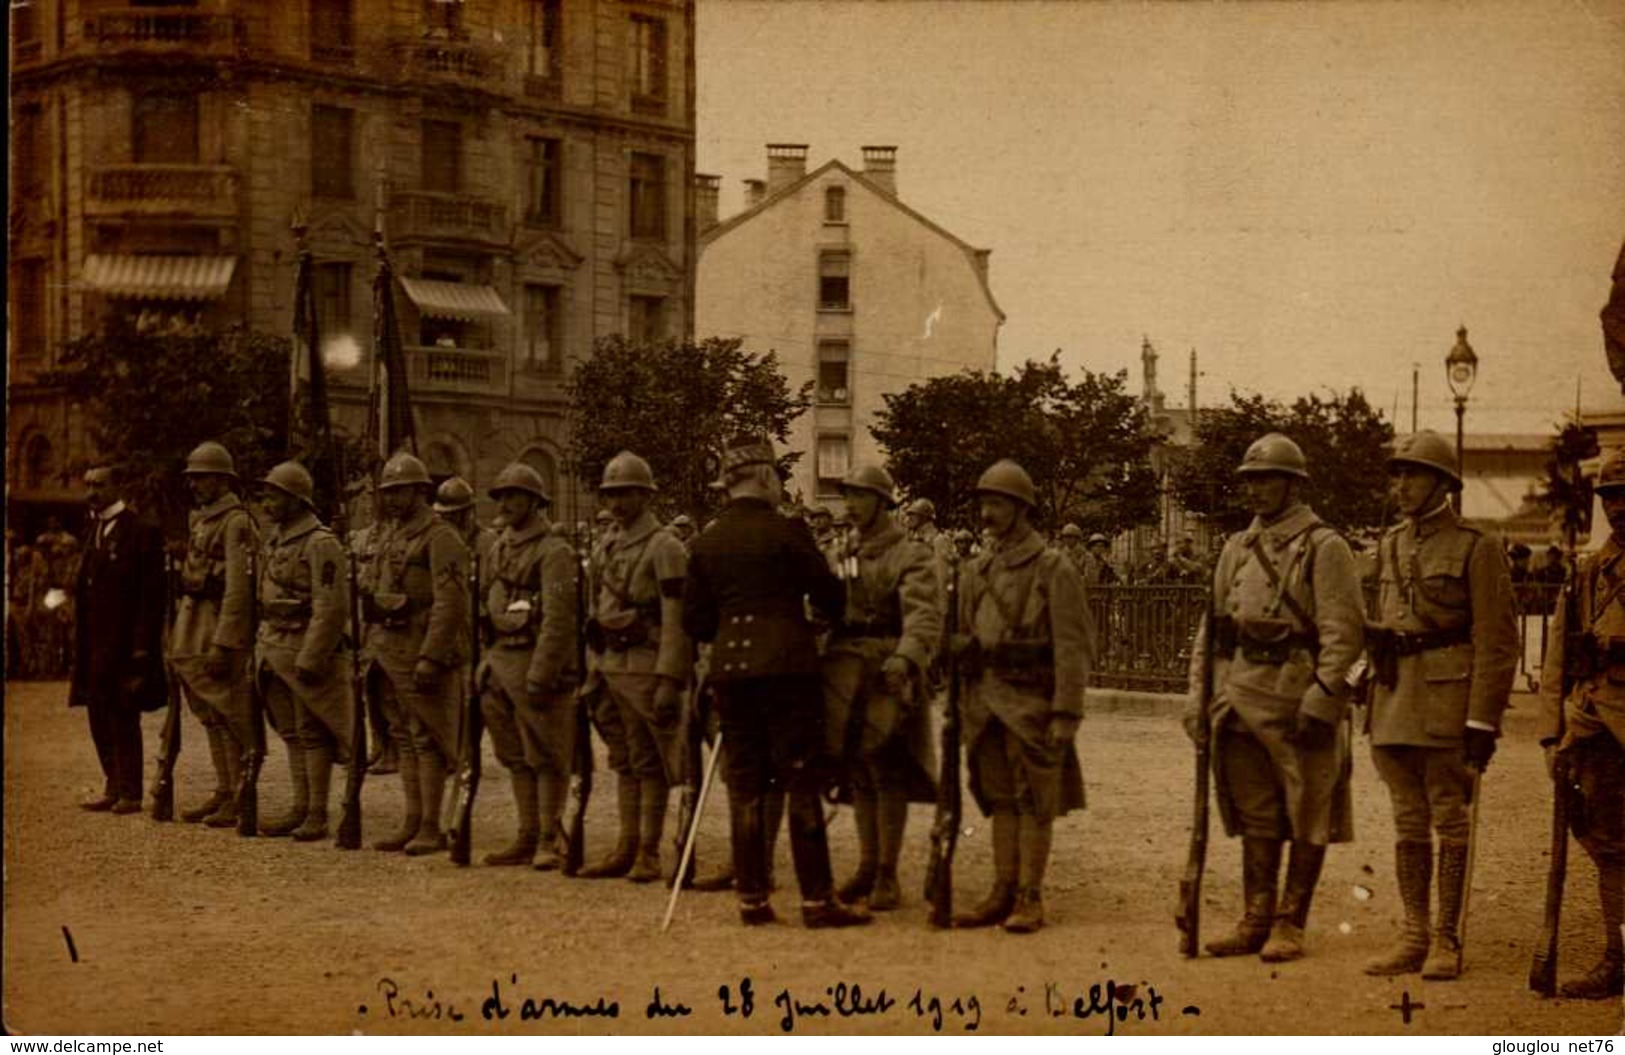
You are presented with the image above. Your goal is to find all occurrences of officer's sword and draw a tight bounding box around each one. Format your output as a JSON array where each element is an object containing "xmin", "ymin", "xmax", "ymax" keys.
[{"xmin": 661, "ymin": 731, "xmax": 724, "ymax": 934}]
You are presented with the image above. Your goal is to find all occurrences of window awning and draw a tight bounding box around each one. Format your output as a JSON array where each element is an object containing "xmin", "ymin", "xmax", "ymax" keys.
[
  {"xmin": 81, "ymin": 254, "xmax": 237, "ymax": 301},
  {"xmin": 398, "ymin": 277, "xmax": 511, "ymax": 321}
]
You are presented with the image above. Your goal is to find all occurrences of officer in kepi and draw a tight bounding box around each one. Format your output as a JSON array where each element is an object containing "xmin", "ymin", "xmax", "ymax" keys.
[
  {"xmin": 1537, "ymin": 447, "xmax": 1625, "ymax": 999},
  {"xmin": 1364, "ymin": 430, "xmax": 1517, "ymax": 980},
  {"xmin": 253, "ymin": 461, "xmax": 352, "ymax": 841},
  {"xmin": 952, "ymin": 459, "xmax": 1092, "ymax": 933},
  {"xmin": 1189, "ymin": 433, "xmax": 1363, "ymax": 962}
]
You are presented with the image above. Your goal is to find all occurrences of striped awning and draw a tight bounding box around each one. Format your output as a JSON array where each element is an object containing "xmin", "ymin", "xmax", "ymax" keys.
[
  {"xmin": 81, "ymin": 254, "xmax": 237, "ymax": 301},
  {"xmin": 398, "ymin": 277, "xmax": 511, "ymax": 321}
]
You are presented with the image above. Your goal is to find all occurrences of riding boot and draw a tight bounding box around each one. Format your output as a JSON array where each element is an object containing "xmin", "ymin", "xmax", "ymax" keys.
[
  {"xmin": 293, "ymin": 744, "xmax": 332, "ymax": 842},
  {"xmin": 202, "ymin": 733, "xmax": 243, "ymax": 828},
  {"xmin": 1206, "ymin": 837, "xmax": 1282, "ymax": 956},
  {"xmin": 839, "ymin": 788, "xmax": 879, "ymax": 902},
  {"xmin": 405, "ymin": 749, "xmax": 448, "ymax": 855},
  {"xmin": 531, "ymin": 771, "xmax": 566, "ymax": 871},
  {"xmin": 1365, "ymin": 840, "xmax": 1433, "ymax": 975},
  {"xmin": 1559, "ymin": 862, "xmax": 1623, "ymax": 999},
  {"xmin": 1421, "ymin": 839, "xmax": 1469, "ymax": 979},
  {"xmin": 373, "ymin": 739, "xmax": 421, "ymax": 851},
  {"xmin": 1261, "ymin": 841, "xmax": 1326, "ymax": 962},
  {"xmin": 954, "ymin": 811, "xmax": 1018, "ymax": 928},
  {"xmin": 183, "ymin": 725, "xmax": 233, "ymax": 822},
  {"xmin": 869, "ymin": 787, "xmax": 909, "ymax": 911},
  {"xmin": 260, "ymin": 739, "xmax": 308, "ymax": 837},
  {"xmin": 1003, "ymin": 814, "xmax": 1053, "ymax": 933},
  {"xmin": 485, "ymin": 770, "xmax": 541, "ymax": 866},
  {"xmin": 629, "ymin": 777, "xmax": 669, "ymax": 883},
  {"xmin": 578, "ymin": 774, "xmax": 639, "ymax": 878}
]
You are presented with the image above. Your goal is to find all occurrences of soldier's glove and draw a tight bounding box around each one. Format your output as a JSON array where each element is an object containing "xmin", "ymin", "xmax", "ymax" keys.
[
  {"xmin": 881, "ymin": 655, "xmax": 915, "ymax": 704},
  {"xmin": 1045, "ymin": 713, "xmax": 1080, "ymax": 750},
  {"xmin": 652, "ymin": 676, "xmax": 683, "ymax": 728},
  {"xmin": 294, "ymin": 662, "xmax": 324, "ymax": 686},
  {"xmin": 203, "ymin": 644, "xmax": 233, "ymax": 680},
  {"xmin": 412, "ymin": 657, "xmax": 445, "ymax": 692},
  {"xmin": 1289, "ymin": 711, "xmax": 1335, "ymax": 751},
  {"xmin": 1462, "ymin": 727, "xmax": 1498, "ymax": 772}
]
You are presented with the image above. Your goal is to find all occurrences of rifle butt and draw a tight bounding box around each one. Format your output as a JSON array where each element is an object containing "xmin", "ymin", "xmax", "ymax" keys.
[
  {"xmin": 335, "ymin": 802, "xmax": 362, "ymax": 850},
  {"xmin": 1528, "ymin": 757, "xmax": 1570, "ymax": 995},
  {"xmin": 151, "ymin": 781, "xmax": 174, "ymax": 823}
]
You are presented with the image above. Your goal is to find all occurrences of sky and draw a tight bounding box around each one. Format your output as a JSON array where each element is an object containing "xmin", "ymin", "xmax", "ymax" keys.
[{"xmin": 695, "ymin": 0, "xmax": 1625, "ymax": 440}]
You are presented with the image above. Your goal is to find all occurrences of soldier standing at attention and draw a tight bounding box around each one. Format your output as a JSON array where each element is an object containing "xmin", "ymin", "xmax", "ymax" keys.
[
  {"xmin": 434, "ymin": 476, "xmax": 496, "ymax": 568},
  {"xmin": 579, "ymin": 452, "xmax": 692, "ymax": 882},
  {"xmin": 682, "ymin": 434, "xmax": 871, "ymax": 928},
  {"xmin": 1056, "ymin": 523, "xmax": 1087, "ymax": 572},
  {"xmin": 360, "ymin": 452, "xmax": 469, "ymax": 856},
  {"xmin": 903, "ymin": 498, "xmax": 957, "ymax": 568},
  {"xmin": 169, "ymin": 441, "xmax": 260, "ymax": 828},
  {"xmin": 253, "ymin": 461, "xmax": 351, "ymax": 841},
  {"xmin": 953, "ymin": 460, "xmax": 1092, "ymax": 933},
  {"xmin": 1363, "ymin": 431, "xmax": 1518, "ymax": 979},
  {"xmin": 823, "ymin": 465, "xmax": 941, "ymax": 910},
  {"xmin": 1190, "ymin": 434, "xmax": 1363, "ymax": 962},
  {"xmin": 476, "ymin": 464, "xmax": 578, "ymax": 869},
  {"xmin": 1536, "ymin": 448, "xmax": 1625, "ymax": 999},
  {"xmin": 669, "ymin": 514, "xmax": 696, "ymax": 550}
]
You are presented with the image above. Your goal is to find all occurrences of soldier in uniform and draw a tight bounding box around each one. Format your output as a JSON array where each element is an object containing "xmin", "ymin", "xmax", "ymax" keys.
[
  {"xmin": 682, "ymin": 434, "xmax": 871, "ymax": 928},
  {"xmin": 1055, "ymin": 523, "xmax": 1087, "ymax": 571},
  {"xmin": 1363, "ymin": 430, "xmax": 1518, "ymax": 979},
  {"xmin": 169, "ymin": 441, "xmax": 260, "ymax": 828},
  {"xmin": 1187, "ymin": 434, "xmax": 1363, "ymax": 962},
  {"xmin": 822, "ymin": 465, "xmax": 941, "ymax": 910},
  {"xmin": 1536, "ymin": 448, "xmax": 1625, "ymax": 998},
  {"xmin": 670, "ymin": 514, "xmax": 696, "ymax": 549},
  {"xmin": 435, "ymin": 476, "xmax": 496, "ymax": 568},
  {"xmin": 475, "ymin": 464, "xmax": 578, "ymax": 869},
  {"xmin": 952, "ymin": 460, "xmax": 1092, "ymax": 933},
  {"xmin": 808, "ymin": 505, "xmax": 836, "ymax": 551},
  {"xmin": 252, "ymin": 461, "xmax": 352, "ymax": 841},
  {"xmin": 578, "ymin": 452, "xmax": 692, "ymax": 882},
  {"xmin": 1085, "ymin": 534, "xmax": 1119, "ymax": 586},
  {"xmin": 359, "ymin": 452, "xmax": 470, "ymax": 856},
  {"xmin": 903, "ymin": 498, "xmax": 957, "ymax": 567}
]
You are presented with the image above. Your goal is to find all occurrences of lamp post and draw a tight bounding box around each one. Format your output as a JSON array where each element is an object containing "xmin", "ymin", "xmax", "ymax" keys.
[{"xmin": 1444, "ymin": 325, "xmax": 1478, "ymax": 513}]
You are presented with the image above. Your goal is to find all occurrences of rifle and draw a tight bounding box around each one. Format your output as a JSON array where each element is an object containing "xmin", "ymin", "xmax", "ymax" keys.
[
  {"xmin": 558, "ymin": 531, "xmax": 595, "ymax": 875},
  {"xmin": 1529, "ymin": 576, "xmax": 1579, "ymax": 995},
  {"xmin": 923, "ymin": 555, "xmax": 962, "ymax": 927},
  {"xmin": 1175, "ymin": 598, "xmax": 1215, "ymax": 957},
  {"xmin": 335, "ymin": 542, "xmax": 368, "ymax": 850},
  {"xmin": 152, "ymin": 555, "xmax": 184, "ymax": 822},
  {"xmin": 449, "ymin": 551, "xmax": 485, "ymax": 866},
  {"xmin": 236, "ymin": 549, "xmax": 266, "ymax": 837}
]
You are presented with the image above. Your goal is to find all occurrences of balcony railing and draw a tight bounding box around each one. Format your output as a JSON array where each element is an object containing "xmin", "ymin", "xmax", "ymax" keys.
[
  {"xmin": 406, "ymin": 346, "xmax": 508, "ymax": 395},
  {"xmin": 389, "ymin": 190, "xmax": 508, "ymax": 245},
  {"xmin": 87, "ymin": 8, "xmax": 241, "ymax": 55},
  {"xmin": 392, "ymin": 37, "xmax": 500, "ymax": 87},
  {"xmin": 85, "ymin": 164, "xmax": 239, "ymax": 218}
]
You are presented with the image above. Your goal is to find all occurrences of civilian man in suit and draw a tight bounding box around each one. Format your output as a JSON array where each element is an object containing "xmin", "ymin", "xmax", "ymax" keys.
[{"xmin": 69, "ymin": 464, "xmax": 168, "ymax": 814}]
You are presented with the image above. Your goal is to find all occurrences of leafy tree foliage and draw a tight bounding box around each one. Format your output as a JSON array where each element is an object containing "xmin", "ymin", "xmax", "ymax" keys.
[
  {"xmin": 565, "ymin": 335, "xmax": 811, "ymax": 519},
  {"xmin": 1537, "ymin": 421, "xmax": 1600, "ymax": 543},
  {"xmin": 871, "ymin": 355, "xmax": 1159, "ymax": 532}
]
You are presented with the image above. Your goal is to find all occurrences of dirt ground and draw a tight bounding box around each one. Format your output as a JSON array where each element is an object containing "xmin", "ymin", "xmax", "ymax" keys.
[{"xmin": 4, "ymin": 679, "xmax": 1621, "ymax": 1037}]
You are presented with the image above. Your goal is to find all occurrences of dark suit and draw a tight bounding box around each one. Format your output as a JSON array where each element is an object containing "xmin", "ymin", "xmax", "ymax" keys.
[
  {"xmin": 683, "ymin": 496, "xmax": 845, "ymax": 903},
  {"xmin": 69, "ymin": 507, "xmax": 168, "ymax": 802}
]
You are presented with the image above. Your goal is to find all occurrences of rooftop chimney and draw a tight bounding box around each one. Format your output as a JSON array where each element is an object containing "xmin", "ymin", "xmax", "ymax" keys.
[
  {"xmin": 695, "ymin": 173, "xmax": 720, "ymax": 231},
  {"xmin": 861, "ymin": 145, "xmax": 897, "ymax": 196},
  {"xmin": 743, "ymin": 178, "xmax": 766, "ymax": 210},
  {"xmin": 765, "ymin": 143, "xmax": 808, "ymax": 193}
]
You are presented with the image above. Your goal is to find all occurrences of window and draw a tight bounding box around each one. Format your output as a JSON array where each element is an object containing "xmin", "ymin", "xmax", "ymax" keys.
[
  {"xmin": 824, "ymin": 186, "xmax": 846, "ymax": 224},
  {"xmin": 311, "ymin": 106, "xmax": 355, "ymax": 199},
  {"xmin": 627, "ymin": 295, "xmax": 665, "ymax": 344},
  {"xmin": 627, "ymin": 14, "xmax": 667, "ymax": 111},
  {"xmin": 13, "ymin": 261, "xmax": 47, "ymax": 365},
  {"xmin": 524, "ymin": 284, "xmax": 564, "ymax": 374},
  {"xmin": 816, "ymin": 435, "xmax": 850, "ymax": 495},
  {"xmin": 310, "ymin": 0, "xmax": 354, "ymax": 62},
  {"xmin": 14, "ymin": 104, "xmax": 45, "ymax": 201},
  {"xmin": 421, "ymin": 120, "xmax": 461, "ymax": 193},
  {"xmin": 133, "ymin": 92, "xmax": 199, "ymax": 164},
  {"xmin": 22, "ymin": 434, "xmax": 55, "ymax": 491},
  {"xmin": 314, "ymin": 263, "xmax": 353, "ymax": 339},
  {"xmin": 527, "ymin": 0, "xmax": 561, "ymax": 80},
  {"xmin": 817, "ymin": 342, "xmax": 850, "ymax": 405},
  {"xmin": 628, "ymin": 152, "xmax": 665, "ymax": 241},
  {"xmin": 424, "ymin": 0, "xmax": 462, "ymax": 36},
  {"xmin": 524, "ymin": 137, "xmax": 562, "ymax": 227},
  {"xmin": 818, "ymin": 251, "xmax": 850, "ymax": 310}
]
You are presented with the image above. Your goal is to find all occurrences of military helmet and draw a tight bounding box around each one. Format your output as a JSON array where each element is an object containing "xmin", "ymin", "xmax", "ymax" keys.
[
  {"xmin": 840, "ymin": 464, "xmax": 898, "ymax": 506},
  {"xmin": 432, "ymin": 476, "xmax": 476, "ymax": 513},
  {"xmin": 1596, "ymin": 447, "xmax": 1625, "ymax": 495},
  {"xmin": 1236, "ymin": 433, "xmax": 1309, "ymax": 479},
  {"xmin": 975, "ymin": 459, "xmax": 1037, "ymax": 508},
  {"xmin": 1060, "ymin": 523, "xmax": 1084, "ymax": 540},
  {"xmin": 600, "ymin": 450, "xmax": 656, "ymax": 492},
  {"xmin": 378, "ymin": 451, "xmax": 432, "ymax": 490},
  {"xmin": 183, "ymin": 440, "xmax": 238, "ymax": 478},
  {"xmin": 905, "ymin": 497, "xmax": 936, "ymax": 520},
  {"xmin": 594, "ymin": 508, "xmax": 614, "ymax": 524},
  {"xmin": 1088, "ymin": 532, "xmax": 1110, "ymax": 546},
  {"xmin": 489, "ymin": 463, "xmax": 550, "ymax": 504},
  {"xmin": 260, "ymin": 460, "xmax": 314, "ymax": 506},
  {"xmin": 671, "ymin": 513, "xmax": 694, "ymax": 528},
  {"xmin": 1387, "ymin": 430, "xmax": 1461, "ymax": 487}
]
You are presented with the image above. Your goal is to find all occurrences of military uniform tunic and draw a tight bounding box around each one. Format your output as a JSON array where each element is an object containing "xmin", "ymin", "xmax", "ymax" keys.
[
  {"xmin": 253, "ymin": 511, "xmax": 352, "ymax": 757},
  {"xmin": 958, "ymin": 527, "xmax": 1092, "ymax": 819},
  {"xmin": 168, "ymin": 492, "xmax": 259, "ymax": 744}
]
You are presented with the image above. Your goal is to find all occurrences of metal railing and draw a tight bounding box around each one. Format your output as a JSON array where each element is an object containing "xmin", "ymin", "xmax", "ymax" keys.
[
  {"xmin": 391, "ymin": 37, "xmax": 500, "ymax": 85},
  {"xmin": 85, "ymin": 164, "xmax": 239, "ymax": 217},
  {"xmin": 1087, "ymin": 584, "xmax": 1207, "ymax": 694},
  {"xmin": 87, "ymin": 8, "xmax": 240, "ymax": 52},
  {"xmin": 388, "ymin": 190, "xmax": 508, "ymax": 244}
]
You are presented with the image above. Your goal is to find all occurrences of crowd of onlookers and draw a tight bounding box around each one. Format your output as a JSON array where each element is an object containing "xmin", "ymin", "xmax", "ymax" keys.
[{"xmin": 7, "ymin": 518, "xmax": 82, "ymax": 680}]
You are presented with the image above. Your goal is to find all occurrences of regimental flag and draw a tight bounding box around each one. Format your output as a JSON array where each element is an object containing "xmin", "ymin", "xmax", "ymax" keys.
[
  {"xmin": 290, "ymin": 244, "xmax": 339, "ymax": 522},
  {"xmin": 368, "ymin": 230, "xmax": 417, "ymax": 462}
]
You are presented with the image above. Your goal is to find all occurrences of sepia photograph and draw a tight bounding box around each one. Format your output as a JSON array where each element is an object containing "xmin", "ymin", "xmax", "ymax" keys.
[{"xmin": 5, "ymin": 0, "xmax": 1624, "ymax": 1038}]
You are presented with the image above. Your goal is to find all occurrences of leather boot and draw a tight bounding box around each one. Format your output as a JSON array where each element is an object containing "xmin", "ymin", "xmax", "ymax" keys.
[
  {"xmin": 1206, "ymin": 837, "xmax": 1282, "ymax": 956},
  {"xmin": 373, "ymin": 742, "xmax": 421, "ymax": 852},
  {"xmin": 839, "ymin": 788, "xmax": 879, "ymax": 903},
  {"xmin": 1559, "ymin": 951, "xmax": 1624, "ymax": 1000},
  {"xmin": 628, "ymin": 778, "xmax": 669, "ymax": 883},
  {"xmin": 1365, "ymin": 840, "xmax": 1433, "ymax": 975},
  {"xmin": 1261, "ymin": 842, "xmax": 1326, "ymax": 962},
  {"xmin": 1421, "ymin": 839, "xmax": 1468, "ymax": 979},
  {"xmin": 954, "ymin": 812, "xmax": 1018, "ymax": 928},
  {"xmin": 486, "ymin": 770, "xmax": 541, "ymax": 866},
  {"xmin": 532, "ymin": 771, "xmax": 566, "ymax": 872},
  {"xmin": 202, "ymin": 735, "xmax": 243, "ymax": 828},
  {"xmin": 578, "ymin": 774, "xmax": 639, "ymax": 878},
  {"xmin": 1002, "ymin": 815, "xmax": 1052, "ymax": 933},
  {"xmin": 802, "ymin": 899, "xmax": 874, "ymax": 929},
  {"xmin": 868, "ymin": 789, "xmax": 908, "ymax": 911},
  {"xmin": 293, "ymin": 744, "xmax": 332, "ymax": 842},
  {"xmin": 405, "ymin": 749, "xmax": 448, "ymax": 856},
  {"xmin": 183, "ymin": 727, "xmax": 233, "ymax": 822},
  {"xmin": 1560, "ymin": 864, "xmax": 1623, "ymax": 998},
  {"xmin": 260, "ymin": 739, "xmax": 308, "ymax": 837}
]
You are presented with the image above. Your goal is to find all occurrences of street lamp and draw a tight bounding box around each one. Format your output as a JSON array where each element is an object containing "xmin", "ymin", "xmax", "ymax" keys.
[{"xmin": 1444, "ymin": 325, "xmax": 1478, "ymax": 512}]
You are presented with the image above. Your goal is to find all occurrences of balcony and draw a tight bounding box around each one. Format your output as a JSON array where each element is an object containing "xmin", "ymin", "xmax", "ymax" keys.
[
  {"xmin": 406, "ymin": 346, "xmax": 508, "ymax": 396},
  {"xmin": 388, "ymin": 190, "xmax": 508, "ymax": 246},
  {"xmin": 392, "ymin": 37, "xmax": 501, "ymax": 89},
  {"xmin": 85, "ymin": 164, "xmax": 239, "ymax": 219},
  {"xmin": 87, "ymin": 8, "xmax": 241, "ymax": 58}
]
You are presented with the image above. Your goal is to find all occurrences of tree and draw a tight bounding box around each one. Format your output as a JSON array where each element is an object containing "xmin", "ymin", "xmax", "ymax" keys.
[
  {"xmin": 1537, "ymin": 420, "xmax": 1599, "ymax": 544},
  {"xmin": 565, "ymin": 335, "xmax": 812, "ymax": 519},
  {"xmin": 1169, "ymin": 388, "xmax": 1395, "ymax": 534},
  {"xmin": 871, "ymin": 354, "xmax": 1159, "ymax": 532}
]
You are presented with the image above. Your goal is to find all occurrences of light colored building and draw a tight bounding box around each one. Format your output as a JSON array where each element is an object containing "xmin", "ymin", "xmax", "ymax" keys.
[
  {"xmin": 696, "ymin": 144, "xmax": 1002, "ymax": 505},
  {"xmin": 8, "ymin": 0, "xmax": 696, "ymax": 533}
]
